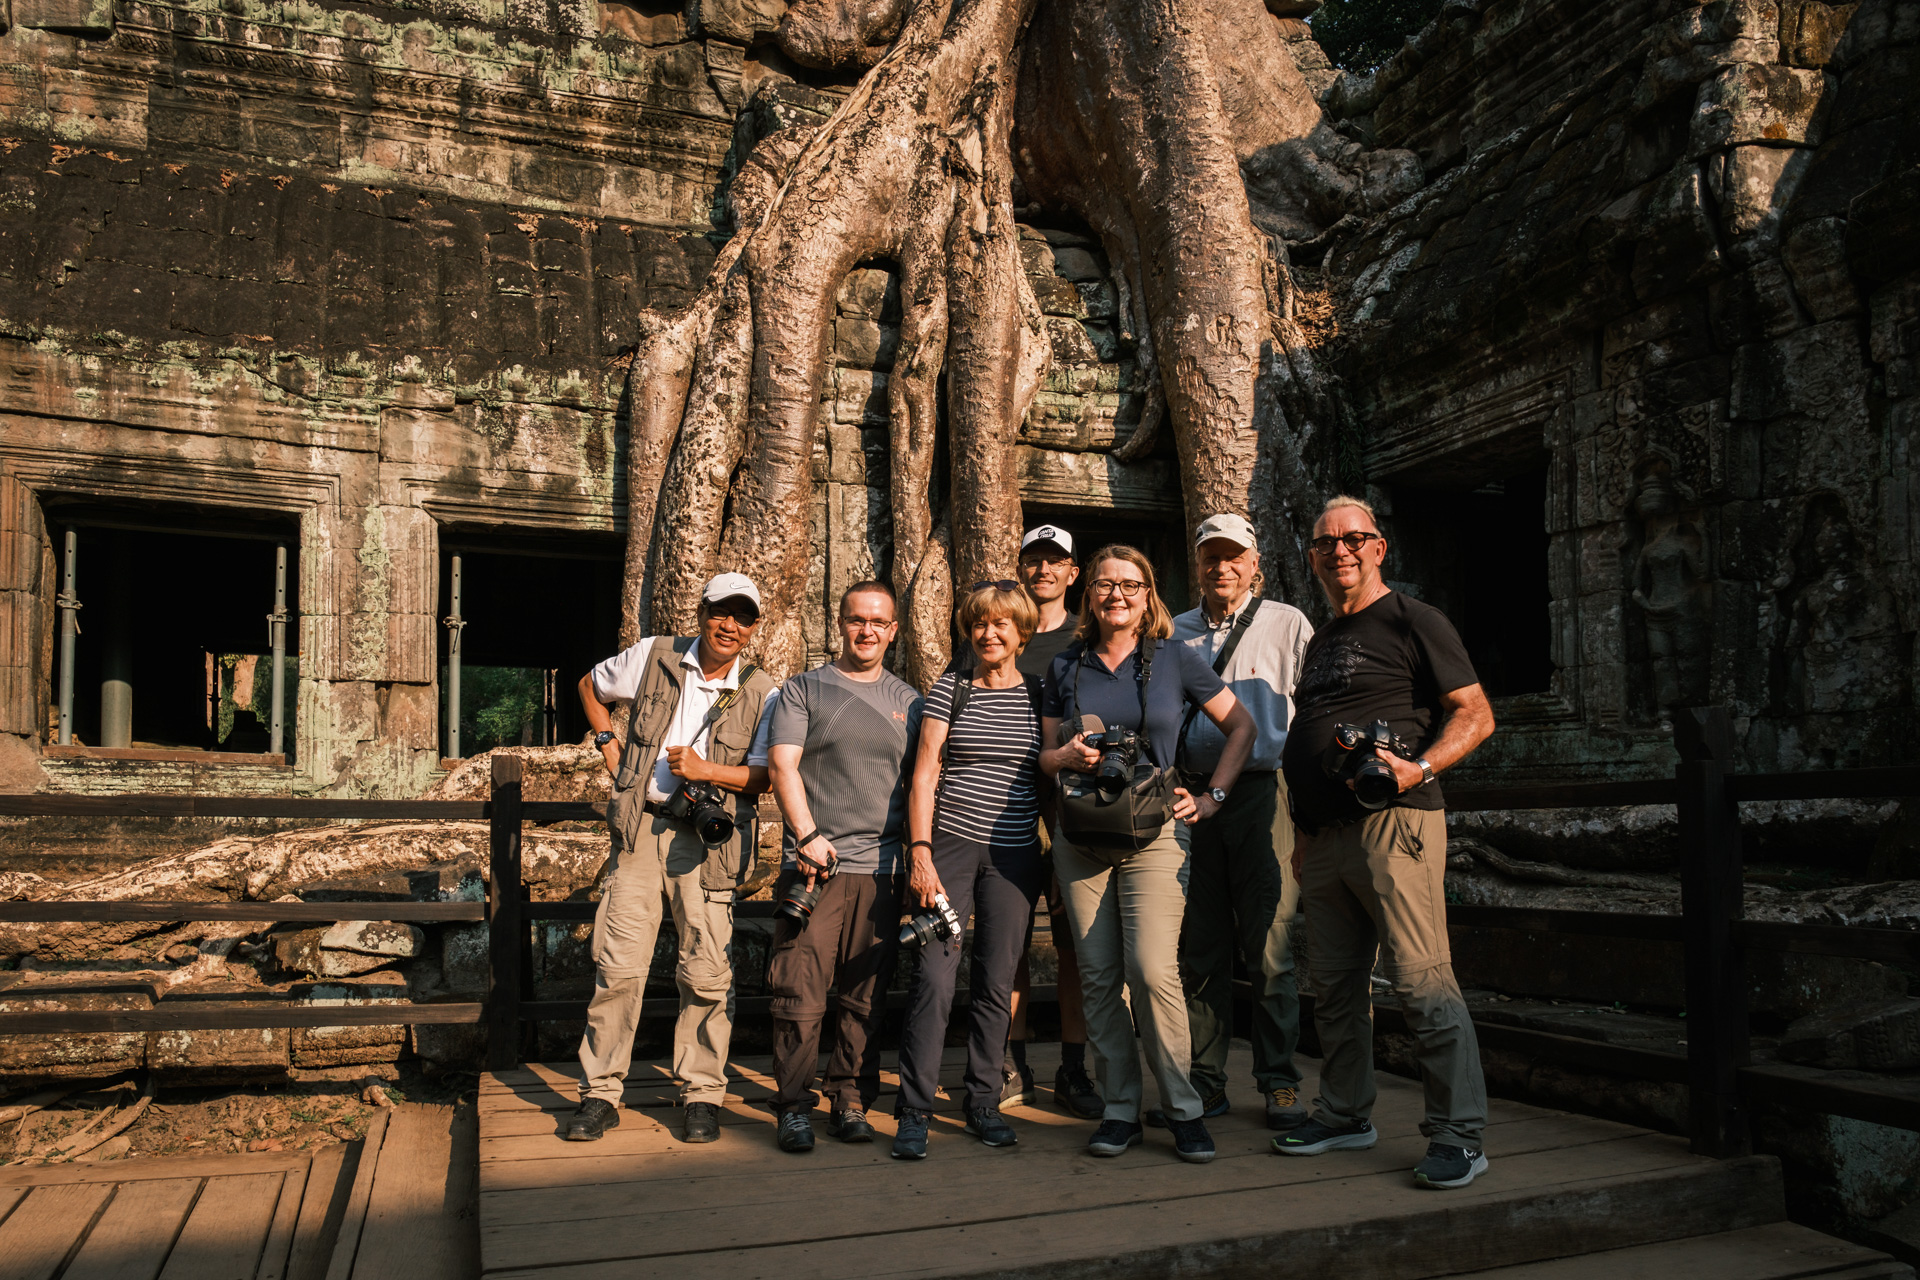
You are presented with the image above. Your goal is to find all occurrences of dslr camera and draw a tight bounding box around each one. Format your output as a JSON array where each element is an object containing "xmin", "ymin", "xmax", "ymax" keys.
[
  {"xmin": 664, "ymin": 779, "xmax": 735, "ymax": 849},
  {"xmin": 1068, "ymin": 715, "xmax": 1146, "ymax": 798},
  {"xmin": 899, "ymin": 892, "xmax": 964, "ymax": 949},
  {"xmin": 1325, "ymin": 720, "xmax": 1418, "ymax": 811},
  {"xmin": 775, "ymin": 848, "xmax": 838, "ymax": 920}
]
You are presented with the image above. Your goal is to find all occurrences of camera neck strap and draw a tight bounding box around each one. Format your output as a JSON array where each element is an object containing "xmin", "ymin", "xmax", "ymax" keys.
[
  {"xmin": 1071, "ymin": 637, "xmax": 1155, "ymax": 754},
  {"xmin": 1175, "ymin": 598, "xmax": 1260, "ymax": 768},
  {"xmin": 687, "ymin": 659, "xmax": 758, "ymax": 755}
]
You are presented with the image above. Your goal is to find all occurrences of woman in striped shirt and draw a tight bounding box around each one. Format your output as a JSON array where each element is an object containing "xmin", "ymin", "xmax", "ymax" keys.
[{"xmin": 891, "ymin": 581, "xmax": 1047, "ymax": 1159}]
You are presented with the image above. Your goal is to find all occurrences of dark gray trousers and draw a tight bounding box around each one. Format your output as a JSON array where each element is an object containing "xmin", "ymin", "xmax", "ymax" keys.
[{"xmin": 896, "ymin": 833, "xmax": 1044, "ymax": 1115}]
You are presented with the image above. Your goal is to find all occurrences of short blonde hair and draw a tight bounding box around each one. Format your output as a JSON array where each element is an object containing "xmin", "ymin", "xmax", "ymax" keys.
[
  {"xmin": 1076, "ymin": 545, "xmax": 1173, "ymax": 642},
  {"xmin": 956, "ymin": 581, "xmax": 1039, "ymax": 646},
  {"xmin": 1318, "ymin": 494, "xmax": 1380, "ymax": 533}
]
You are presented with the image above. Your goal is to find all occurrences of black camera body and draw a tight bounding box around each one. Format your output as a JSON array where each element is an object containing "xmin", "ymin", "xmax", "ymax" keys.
[
  {"xmin": 1069, "ymin": 715, "xmax": 1146, "ymax": 798},
  {"xmin": 775, "ymin": 849, "xmax": 838, "ymax": 920},
  {"xmin": 899, "ymin": 892, "xmax": 964, "ymax": 949},
  {"xmin": 1325, "ymin": 719, "xmax": 1418, "ymax": 811},
  {"xmin": 665, "ymin": 779, "xmax": 736, "ymax": 849}
]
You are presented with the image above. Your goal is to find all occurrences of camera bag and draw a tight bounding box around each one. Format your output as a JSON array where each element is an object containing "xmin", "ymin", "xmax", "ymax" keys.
[{"xmin": 1057, "ymin": 640, "xmax": 1179, "ymax": 861}]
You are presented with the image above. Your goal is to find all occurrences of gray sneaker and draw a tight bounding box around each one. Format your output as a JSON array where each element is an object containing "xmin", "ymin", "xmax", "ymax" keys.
[
  {"xmin": 892, "ymin": 1108, "xmax": 930, "ymax": 1160},
  {"xmin": 1265, "ymin": 1087, "xmax": 1311, "ymax": 1130},
  {"xmin": 1414, "ymin": 1142, "xmax": 1488, "ymax": 1188}
]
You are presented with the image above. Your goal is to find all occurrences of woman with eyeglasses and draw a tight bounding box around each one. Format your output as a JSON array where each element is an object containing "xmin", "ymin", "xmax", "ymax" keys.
[
  {"xmin": 892, "ymin": 580, "xmax": 1051, "ymax": 1159},
  {"xmin": 1039, "ymin": 544, "xmax": 1256, "ymax": 1164}
]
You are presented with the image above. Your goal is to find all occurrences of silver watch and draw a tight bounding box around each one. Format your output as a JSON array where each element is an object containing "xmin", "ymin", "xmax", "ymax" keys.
[
  {"xmin": 1415, "ymin": 757, "xmax": 1435, "ymax": 787},
  {"xmin": 1209, "ymin": 787, "xmax": 1228, "ymax": 804}
]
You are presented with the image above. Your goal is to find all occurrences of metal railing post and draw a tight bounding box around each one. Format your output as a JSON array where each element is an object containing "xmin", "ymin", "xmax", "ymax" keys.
[
  {"xmin": 445, "ymin": 555, "xmax": 464, "ymax": 760},
  {"xmin": 56, "ymin": 528, "xmax": 78, "ymax": 745},
  {"xmin": 269, "ymin": 543, "xmax": 288, "ymax": 757},
  {"xmin": 487, "ymin": 753, "xmax": 525, "ymax": 1071},
  {"xmin": 1676, "ymin": 705, "xmax": 1750, "ymax": 1157}
]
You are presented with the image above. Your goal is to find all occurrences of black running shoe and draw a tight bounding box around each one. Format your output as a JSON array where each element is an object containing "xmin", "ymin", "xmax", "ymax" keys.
[
  {"xmin": 1414, "ymin": 1142, "xmax": 1488, "ymax": 1188},
  {"xmin": 892, "ymin": 1108, "xmax": 930, "ymax": 1160},
  {"xmin": 681, "ymin": 1101, "xmax": 720, "ymax": 1144},
  {"xmin": 828, "ymin": 1108, "xmax": 875, "ymax": 1143},
  {"xmin": 776, "ymin": 1110, "xmax": 815, "ymax": 1153},
  {"xmin": 1167, "ymin": 1116, "xmax": 1216, "ymax": 1164},
  {"xmin": 1270, "ymin": 1117, "xmax": 1376, "ymax": 1156},
  {"xmin": 1054, "ymin": 1064, "xmax": 1103, "ymax": 1119},
  {"xmin": 966, "ymin": 1105, "xmax": 1018, "ymax": 1147},
  {"xmin": 1087, "ymin": 1118, "xmax": 1144, "ymax": 1157}
]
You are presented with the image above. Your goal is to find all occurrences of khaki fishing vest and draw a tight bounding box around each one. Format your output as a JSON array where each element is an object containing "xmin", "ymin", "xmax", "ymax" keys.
[{"xmin": 610, "ymin": 636, "xmax": 776, "ymax": 891}]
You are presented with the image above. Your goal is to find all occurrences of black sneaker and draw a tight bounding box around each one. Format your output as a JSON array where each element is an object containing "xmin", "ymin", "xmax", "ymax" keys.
[
  {"xmin": 1414, "ymin": 1142, "xmax": 1488, "ymax": 1188},
  {"xmin": 1270, "ymin": 1117, "xmax": 1376, "ymax": 1156},
  {"xmin": 564, "ymin": 1098, "xmax": 620, "ymax": 1142},
  {"xmin": 681, "ymin": 1101, "xmax": 720, "ymax": 1143},
  {"xmin": 1087, "ymin": 1118, "xmax": 1144, "ymax": 1157},
  {"xmin": 966, "ymin": 1105, "xmax": 1018, "ymax": 1147},
  {"xmin": 776, "ymin": 1110, "xmax": 815, "ymax": 1153},
  {"xmin": 1167, "ymin": 1116, "xmax": 1216, "ymax": 1164},
  {"xmin": 892, "ymin": 1108, "xmax": 930, "ymax": 1159},
  {"xmin": 1145, "ymin": 1087, "xmax": 1229, "ymax": 1128},
  {"xmin": 1001, "ymin": 1060, "xmax": 1038, "ymax": 1106},
  {"xmin": 828, "ymin": 1108, "xmax": 875, "ymax": 1143},
  {"xmin": 1054, "ymin": 1064, "xmax": 1103, "ymax": 1119}
]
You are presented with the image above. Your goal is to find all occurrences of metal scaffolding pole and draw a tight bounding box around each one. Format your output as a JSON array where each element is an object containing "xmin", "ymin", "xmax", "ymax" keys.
[
  {"xmin": 56, "ymin": 528, "xmax": 78, "ymax": 746},
  {"xmin": 269, "ymin": 544, "xmax": 288, "ymax": 757},
  {"xmin": 445, "ymin": 555, "xmax": 464, "ymax": 760}
]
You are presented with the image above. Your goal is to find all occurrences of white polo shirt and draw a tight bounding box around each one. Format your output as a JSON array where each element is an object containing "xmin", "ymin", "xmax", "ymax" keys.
[{"xmin": 590, "ymin": 637, "xmax": 779, "ymax": 803}]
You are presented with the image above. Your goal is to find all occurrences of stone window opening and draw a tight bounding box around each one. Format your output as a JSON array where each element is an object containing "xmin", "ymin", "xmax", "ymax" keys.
[
  {"xmin": 1384, "ymin": 462, "xmax": 1555, "ymax": 700},
  {"xmin": 44, "ymin": 505, "xmax": 300, "ymax": 763},
  {"xmin": 438, "ymin": 537, "xmax": 621, "ymax": 761}
]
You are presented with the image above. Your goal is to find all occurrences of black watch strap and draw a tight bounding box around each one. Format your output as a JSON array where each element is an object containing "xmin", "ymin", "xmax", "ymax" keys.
[{"xmin": 594, "ymin": 730, "xmax": 616, "ymax": 748}]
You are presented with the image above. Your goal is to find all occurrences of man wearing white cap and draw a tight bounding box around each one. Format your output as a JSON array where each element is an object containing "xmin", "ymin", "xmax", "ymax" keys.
[
  {"xmin": 1156, "ymin": 514, "xmax": 1315, "ymax": 1130},
  {"xmin": 566, "ymin": 572, "xmax": 779, "ymax": 1145}
]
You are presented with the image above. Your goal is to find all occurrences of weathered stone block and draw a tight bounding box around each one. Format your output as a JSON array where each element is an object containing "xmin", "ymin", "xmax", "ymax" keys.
[
  {"xmin": 835, "ymin": 267, "xmax": 898, "ymax": 318},
  {"xmin": 0, "ymin": 975, "xmax": 155, "ymax": 1082},
  {"xmin": 832, "ymin": 367, "xmax": 888, "ymax": 426},
  {"xmin": 290, "ymin": 971, "xmax": 408, "ymax": 1067},
  {"xmin": 272, "ymin": 927, "xmax": 402, "ymax": 977},
  {"xmin": 1782, "ymin": 216, "xmax": 1859, "ymax": 320},
  {"xmin": 13, "ymin": 0, "xmax": 111, "ymax": 34},
  {"xmin": 1780, "ymin": 0, "xmax": 1859, "ymax": 66},
  {"xmin": 1704, "ymin": 144, "xmax": 1810, "ymax": 244},
  {"xmin": 1689, "ymin": 64, "xmax": 1830, "ymax": 156},
  {"xmin": 834, "ymin": 318, "xmax": 897, "ymax": 369},
  {"xmin": 686, "ymin": 0, "xmax": 784, "ymax": 42},
  {"xmin": 147, "ymin": 1019, "xmax": 289, "ymax": 1081},
  {"xmin": 320, "ymin": 919, "xmax": 425, "ymax": 958}
]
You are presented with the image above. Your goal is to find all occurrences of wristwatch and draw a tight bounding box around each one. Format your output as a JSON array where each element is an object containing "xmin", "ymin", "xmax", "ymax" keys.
[
  {"xmin": 1415, "ymin": 757, "xmax": 1435, "ymax": 787},
  {"xmin": 1209, "ymin": 787, "xmax": 1228, "ymax": 805},
  {"xmin": 594, "ymin": 730, "xmax": 616, "ymax": 748}
]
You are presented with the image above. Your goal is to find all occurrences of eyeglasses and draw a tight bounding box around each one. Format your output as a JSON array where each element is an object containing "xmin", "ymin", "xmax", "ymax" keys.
[
  {"xmin": 971, "ymin": 579, "xmax": 1020, "ymax": 592},
  {"xmin": 841, "ymin": 616, "xmax": 895, "ymax": 634},
  {"xmin": 706, "ymin": 602, "xmax": 760, "ymax": 623},
  {"xmin": 1309, "ymin": 532, "xmax": 1384, "ymax": 555},
  {"xmin": 1090, "ymin": 579, "xmax": 1148, "ymax": 598}
]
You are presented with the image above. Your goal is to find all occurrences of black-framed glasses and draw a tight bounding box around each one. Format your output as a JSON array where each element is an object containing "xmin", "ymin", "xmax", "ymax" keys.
[
  {"xmin": 1090, "ymin": 579, "xmax": 1148, "ymax": 598},
  {"xmin": 1309, "ymin": 532, "xmax": 1384, "ymax": 555},
  {"xmin": 971, "ymin": 579, "xmax": 1021, "ymax": 592}
]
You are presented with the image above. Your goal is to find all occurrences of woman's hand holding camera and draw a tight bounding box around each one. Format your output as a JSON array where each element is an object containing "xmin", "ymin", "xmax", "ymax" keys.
[
  {"xmin": 908, "ymin": 845, "xmax": 946, "ymax": 909},
  {"xmin": 1046, "ymin": 732, "xmax": 1102, "ymax": 775}
]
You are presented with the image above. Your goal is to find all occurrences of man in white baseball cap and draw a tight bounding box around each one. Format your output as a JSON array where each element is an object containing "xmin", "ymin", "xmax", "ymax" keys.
[
  {"xmin": 1149, "ymin": 513, "xmax": 1316, "ymax": 1132},
  {"xmin": 567, "ymin": 571, "xmax": 779, "ymax": 1146}
]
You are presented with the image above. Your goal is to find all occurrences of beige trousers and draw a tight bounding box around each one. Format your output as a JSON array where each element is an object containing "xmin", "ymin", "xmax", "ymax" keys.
[
  {"xmin": 577, "ymin": 805, "xmax": 735, "ymax": 1106},
  {"xmin": 1298, "ymin": 806, "xmax": 1487, "ymax": 1148},
  {"xmin": 1054, "ymin": 821, "xmax": 1204, "ymax": 1124}
]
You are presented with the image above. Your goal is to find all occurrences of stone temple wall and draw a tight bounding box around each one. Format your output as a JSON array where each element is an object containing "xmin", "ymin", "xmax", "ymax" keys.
[
  {"xmin": 0, "ymin": 0, "xmax": 1170, "ymax": 797},
  {"xmin": 1325, "ymin": 0, "xmax": 1918, "ymax": 785}
]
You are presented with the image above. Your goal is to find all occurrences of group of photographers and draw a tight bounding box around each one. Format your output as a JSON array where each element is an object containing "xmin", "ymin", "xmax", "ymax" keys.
[{"xmin": 565, "ymin": 494, "xmax": 1497, "ymax": 1191}]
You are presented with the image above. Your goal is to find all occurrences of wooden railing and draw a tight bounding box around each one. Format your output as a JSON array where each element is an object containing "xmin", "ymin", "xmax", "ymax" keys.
[{"xmin": 3, "ymin": 714, "xmax": 1918, "ymax": 1157}]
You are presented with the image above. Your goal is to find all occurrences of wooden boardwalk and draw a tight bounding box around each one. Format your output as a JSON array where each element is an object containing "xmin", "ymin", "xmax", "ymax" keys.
[
  {"xmin": 0, "ymin": 1102, "xmax": 477, "ymax": 1280},
  {"xmin": 476, "ymin": 1044, "xmax": 1907, "ymax": 1280}
]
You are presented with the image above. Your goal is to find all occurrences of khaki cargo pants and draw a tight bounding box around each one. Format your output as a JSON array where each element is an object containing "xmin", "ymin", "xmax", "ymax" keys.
[
  {"xmin": 1299, "ymin": 806, "xmax": 1487, "ymax": 1149},
  {"xmin": 577, "ymin": 799, "xmax": 735, "ymax": 1107}
]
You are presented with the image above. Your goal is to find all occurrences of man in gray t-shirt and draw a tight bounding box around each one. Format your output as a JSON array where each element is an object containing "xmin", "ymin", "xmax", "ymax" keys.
[{"xmin": 761, "ymin": 580, "xmax": 923, "ymax": 1153}]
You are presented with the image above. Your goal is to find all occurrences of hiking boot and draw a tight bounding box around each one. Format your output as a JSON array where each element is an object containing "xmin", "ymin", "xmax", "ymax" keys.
[
  {"xmin": 1270, "ymin": 1117, "xmax": 1376, "ymax": 1156},
  {"xmin": 892, "ymin": 1108, "xmax": 930, "ymax": 1160},
  {"xmin": 1145, "ymin": 1087, "xmax": 1229, "ymax": 1129},
  {"xmin": 1053, "ymin": 1064, "xmax": 1103, "ymax": 1119},
  {"xmin": 776, "ymin": 1110, "xmax": 815, "ymax": 1153},
  {"xmin": 1087, "ymin": 1118, "xmax": 1144, "ymax": 1157},
  {"xmin": 1167, "ymin": 1116, "xmax": 1216, "ymax": 1164},
  {"xmin": 1265, "ymin": 1087, "xmax": 1311, "ymax": 1130},
  {"xmin": 1414, "ymin": 1142, "xmax": 1488, "ymax": 1189},
  {"xmin": 564, "ymin": 1098, "xmax": 620, "ymax": 1142},
  {"xmin": 681, "ymin": 1101, "xmax": 720, "ymax": 1144},
  {"xmin": 1001, "ymin": 1060, "xmax": 1038, "ymax": 1106},
  {"xmin": 966, "ymin": 1105, "xmax": 1018, "ymax": 1148},
  {"xmin": 828, "ymin": 1108, "xmax": 875, "ymax": 1143}
]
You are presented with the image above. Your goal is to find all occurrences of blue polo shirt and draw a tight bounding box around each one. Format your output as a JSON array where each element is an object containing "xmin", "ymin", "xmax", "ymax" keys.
[{"xmin": 1040, "ymin": 637, "xmax": 1226, "ymax": 770}]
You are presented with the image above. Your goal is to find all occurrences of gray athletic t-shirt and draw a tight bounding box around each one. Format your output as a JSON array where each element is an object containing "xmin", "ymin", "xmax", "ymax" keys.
[{"xmin": 764, "ymin": 663, "xmax": 923, "ymax": 874}]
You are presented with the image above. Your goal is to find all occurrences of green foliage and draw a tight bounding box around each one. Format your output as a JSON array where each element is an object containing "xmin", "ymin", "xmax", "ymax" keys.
[
  {"xmin": 1308, "ymin": 0, "xmax": 1444, "ymax": 72},
  {"xmin": 457, "ymin": 666, "xmax": 546, "ymax": 753}
]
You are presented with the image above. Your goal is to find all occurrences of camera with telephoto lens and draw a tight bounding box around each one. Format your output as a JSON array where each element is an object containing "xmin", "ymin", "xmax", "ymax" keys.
[
  {"xmin": 1069, "ymin": 716, "xmax": 1145, "ymax": 798},
  {"xmin": 1325, "ymin": 720, "xmax": 1419, "ymax": 811},
  {"xmin": 775, "ymin": 847, "xmax": 838, "ymax": 920},
  {"xmin": 899, "ymin": 892, "xmax": 963, "ymax": 949},
  {"xmin": 664, "ymin": 779, "xmax": 735, "ymax": 849}
]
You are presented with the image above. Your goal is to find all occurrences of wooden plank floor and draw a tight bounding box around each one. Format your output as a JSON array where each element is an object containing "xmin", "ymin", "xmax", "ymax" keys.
[
  {"xmin": 476, "ymin": 1043, "xmax": 1795, "ymax": 1280},
  {"xmin": 0, "ymin": 1149, "xmax": 312, "ymax": 1280}
]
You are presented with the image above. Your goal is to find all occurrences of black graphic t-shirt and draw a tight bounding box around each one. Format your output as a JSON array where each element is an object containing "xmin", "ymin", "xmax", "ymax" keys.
[{"xmin": 1280, "ymin": 591, "xmax": 1479, "ymax": 827}]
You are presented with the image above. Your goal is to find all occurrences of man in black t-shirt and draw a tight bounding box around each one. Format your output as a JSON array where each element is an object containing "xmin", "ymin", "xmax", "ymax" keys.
[{"xmin": 1272, "ymin": 496, "xmax": 1496, "ymax": 1191}]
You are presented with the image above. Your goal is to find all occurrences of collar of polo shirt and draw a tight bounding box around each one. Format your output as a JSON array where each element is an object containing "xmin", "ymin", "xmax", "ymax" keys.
[{"xmin": 684, "ymin": 639, "xmax": 743, "ymax": 687}]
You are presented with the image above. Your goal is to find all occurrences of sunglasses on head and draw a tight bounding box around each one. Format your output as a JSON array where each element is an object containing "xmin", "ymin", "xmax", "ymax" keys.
[{"xmin": 971, "ymin": 579, "xmax": 1020, "ymax": 592}]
